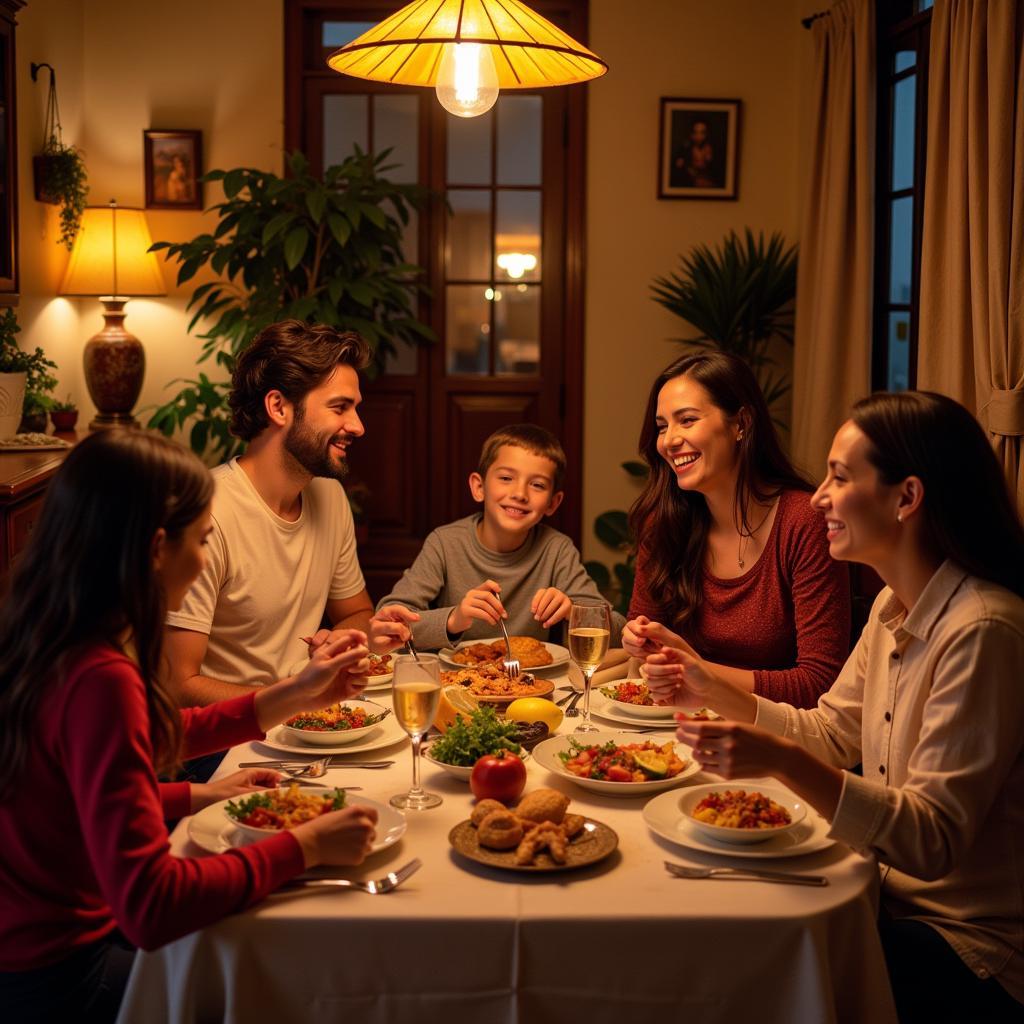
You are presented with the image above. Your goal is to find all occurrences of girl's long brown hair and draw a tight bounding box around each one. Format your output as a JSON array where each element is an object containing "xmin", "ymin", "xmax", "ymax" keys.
[
  {"xmin": 852, "ymin": 391, "xmax": 1024, "ymax": 598},
  {"xmin": 0, "ymin": 430, "xmax": 213, "ymax": 797},
  {"xmin": 629, "ymin": 352, "xmax": 811, "ymax": 629}
]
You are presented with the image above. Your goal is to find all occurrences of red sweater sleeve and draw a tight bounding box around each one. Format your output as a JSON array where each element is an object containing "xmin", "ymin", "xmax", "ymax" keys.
[
  {"xmin": 179, "ymin": 691, "xmax": 266, "ymax": 759},
  {"xmin": 61, "ymin": 658, "xmax": 304, "ymax": 951},
  {"xmin": 751, "ymin": 501, "xmax": 850, "ymax": 707}
]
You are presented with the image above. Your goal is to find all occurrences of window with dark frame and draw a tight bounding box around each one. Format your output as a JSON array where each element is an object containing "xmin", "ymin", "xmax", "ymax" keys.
[{"xmin": 872, "ymin": 0, "xmax": 933, "ymax": 392}]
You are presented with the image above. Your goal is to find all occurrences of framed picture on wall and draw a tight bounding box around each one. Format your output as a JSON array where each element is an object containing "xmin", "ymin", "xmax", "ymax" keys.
[
  {"xmin": 143, "ymin": 130, "xmax": 203, "ymax": 210},
  {"xmin": 658, "ymin": 98, "xmax": 741, "ymax": 200}
]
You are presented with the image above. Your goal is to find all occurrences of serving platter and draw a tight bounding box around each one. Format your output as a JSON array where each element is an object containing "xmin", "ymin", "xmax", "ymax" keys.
[
  {"xmin": 188, "ymin": 794, "xmax": 406, "ymax": 855},
  {"xmin": 438, "ymin": 639, "xmax": 570, "ymax": 674},
  {"xmin": 589, "ymin": 689, "xmax": 721, "ymax": 729},
  {"xmin": 448, "ymin": 817, "xmax": 617, "ymax": 873},
  {"xmin": 643, "ymin": 788, "xmax": 836, "ymax": 859}
]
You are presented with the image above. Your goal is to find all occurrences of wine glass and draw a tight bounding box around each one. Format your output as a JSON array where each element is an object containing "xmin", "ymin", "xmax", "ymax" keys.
[
  {"xmin": 389, "ymin": 653, "xmax": 443, "ymax": 810},
  {"xmin": 568, "ymin": 600, "xmax": 612, "ymax": 733}
]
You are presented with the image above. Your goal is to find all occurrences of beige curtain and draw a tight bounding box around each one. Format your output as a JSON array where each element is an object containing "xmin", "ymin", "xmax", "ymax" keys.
[
  {"xmin": 917, "ymin": 0, "xmax": 1024, "ymax": 509},
  {"xmin": 791, "ymin": 0, "xmax": 876, "ymax": 479}
]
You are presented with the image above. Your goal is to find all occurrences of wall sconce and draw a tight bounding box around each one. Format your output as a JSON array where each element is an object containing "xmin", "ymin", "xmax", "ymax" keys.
[
  {"xmin": 496, "ymin": 252, "xmax": 537, "ymax": 279},
  {"xmin": 59, "ymin": 201, "xmax": 166, "ymax": 429}
]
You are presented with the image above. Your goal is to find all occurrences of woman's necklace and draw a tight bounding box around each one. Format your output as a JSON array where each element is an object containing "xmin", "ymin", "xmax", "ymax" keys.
[{"xmin": 737, "ymin": 500, "xmax": 777, "ymax": 569}]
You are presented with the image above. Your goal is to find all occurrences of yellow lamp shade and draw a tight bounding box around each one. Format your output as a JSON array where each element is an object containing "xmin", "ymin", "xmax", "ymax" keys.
[
  {"xmin": 327, "ymin": 0, "xmax": 607, "ymax": 91},
  {"xmin": 60, "ymin": 204, "xmax": 166, "ymax": 298}
]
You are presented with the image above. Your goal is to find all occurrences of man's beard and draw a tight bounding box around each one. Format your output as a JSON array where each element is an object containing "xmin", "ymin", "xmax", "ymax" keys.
[{"xmin": 283, "ymin": 408, "xmax": 350, "ymax": 482}]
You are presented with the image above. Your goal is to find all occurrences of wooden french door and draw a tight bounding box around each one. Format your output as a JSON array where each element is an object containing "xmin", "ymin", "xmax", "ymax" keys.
[{"xmin": 285, "ymin": 1, "xmax": 588, "ymax": 599}]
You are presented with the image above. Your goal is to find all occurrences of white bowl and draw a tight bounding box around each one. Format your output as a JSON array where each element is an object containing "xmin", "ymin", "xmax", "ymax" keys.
[
  {"xmin": 675, "ymin": 782, "xmax": 807, "ymax": 845},
  {"xmin": 422, "ymin": 743, "xmax": 529, "ymax": 781},
  {"xmin": 531, "ymin": 732, "xmax": 700, "ymax": 796},
  {"xmin": 596, "ymin": 681, "xmax": 675, "ymax": 719},
  {"xmin": 224, "ymin": 786, "xmax": 350, "ymax": 838},
  {"xmin": 279, "ymin": 699, "xmax": 390, "ymax": 747}
]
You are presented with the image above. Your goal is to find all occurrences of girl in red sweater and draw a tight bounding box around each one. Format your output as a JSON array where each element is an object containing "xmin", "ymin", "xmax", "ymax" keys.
[
  {"xmin": 624, "ymin": 352, "xmax": 849, "ymax": 708},
  {"xmin": 0, "ymin": 431, "xmax": 380, "ymax": 1023}
]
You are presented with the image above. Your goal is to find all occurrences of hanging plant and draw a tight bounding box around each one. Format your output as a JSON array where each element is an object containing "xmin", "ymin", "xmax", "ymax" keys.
[{"xmin": 30, "ymin": 63, "xmax": 89, "ymax": 249}]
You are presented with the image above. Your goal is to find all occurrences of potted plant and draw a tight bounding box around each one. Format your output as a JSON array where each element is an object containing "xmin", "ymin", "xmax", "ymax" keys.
[
  {"xmin": 31, "ymin": 63, "xmax": 89, "ymax": 250},
  {"xmin": 148, "ymin": 148, "xmax": 434, "ymax": 460},
  {"xmin": 0, "ymin": 310, "xmax": 58, "ymax": 437},
  {"xmin": 50, "ymin": 395, "xmax": 79, "ymax": 432}
]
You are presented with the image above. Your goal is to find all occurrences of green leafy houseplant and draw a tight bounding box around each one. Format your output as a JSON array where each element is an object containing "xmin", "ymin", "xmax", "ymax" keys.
[
  {"xmin": 0, "ymin": 309, "xmax": 58, "ymax": 413},
  {"xmin": 650, "ymin": 228, "xmax": 797, "ymax": 413},
  {"xmin": 34, "ymin": 142, "xmax": 89, "ymax": 250},
  {"xmin": 148, "ymin": 149, "xmax": 434, "ymax": 460}
]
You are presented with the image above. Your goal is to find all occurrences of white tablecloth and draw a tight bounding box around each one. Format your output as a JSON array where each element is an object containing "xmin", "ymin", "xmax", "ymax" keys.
[{"xmin": 118, "ymin": 681, "xmax": 897, "ymax": 1024}]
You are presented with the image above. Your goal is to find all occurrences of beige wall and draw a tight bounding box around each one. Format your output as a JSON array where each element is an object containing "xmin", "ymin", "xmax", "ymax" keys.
[
  {"xmin": 582, "ymin": 0, "xmax": 805, "ymax": 560},
  {"xmin": 15, "ymin": 0, "xmax": 283, "ymax": 427},
  {"xmin": 14, "ymin": 0, "xmax": 808, "ymax": 559}
]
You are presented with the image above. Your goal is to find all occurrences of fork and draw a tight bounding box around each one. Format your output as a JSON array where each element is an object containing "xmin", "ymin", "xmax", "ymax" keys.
[
  {"xmin": 405, "ymin": 637, "xmax": 422, "ymax": 663},
  {"xmin": 496, "ymin": 617, "xmax": 521, "ymax": 679},
  {"xmin": 277, "ymin": 756, "xmax": 331, "ymax": 779},
  {"xmin": 664, "ymin": 861, "xmax": 828, "ymax": 886},
  {"xmin": 276, "ymin": 858, "xmax": 422, "ymax": 895},
  {"xmin": 563, "ymin": 690, "xmax": 584, "ymax": 717},
  {"xmin": 237, "ymin": 759, "xmax": 395, "ymax": 770}
]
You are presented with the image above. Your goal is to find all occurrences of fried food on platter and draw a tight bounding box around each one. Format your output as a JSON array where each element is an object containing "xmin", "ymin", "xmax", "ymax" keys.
[
  {"xmin": 515, "ymin": 787, "xmax": 569, "ymax": 825},
  {"xmin": 470, "ymin": 798, "xmax": 506, "ymax": 827},
  {"xmin": 515, "ymin": 822, "xmax": 568, "ymax": 864},
  {"xmin": 562, "ymin": 813, "xmax": 585, "ymax": 838},
  {"xmin": 476, "ymin": 809, "xmax": 525, "ymax": 850},
  {"xmin": 453, "ymin": 636, "xmax": 554, "ymax": 669}
]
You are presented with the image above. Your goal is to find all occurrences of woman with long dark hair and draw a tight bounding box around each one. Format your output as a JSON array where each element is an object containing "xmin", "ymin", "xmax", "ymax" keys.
[
  {"xmin": 0, "ymin": 431, "xmax": 380, "ymax": 1023},
  {"xmin": 645, "ymin": 391, "xmax": 1024, "ymax": 1020},
  {"xmin": 624, "ymin": 352, "xmax": 850, "ymax": 707}
]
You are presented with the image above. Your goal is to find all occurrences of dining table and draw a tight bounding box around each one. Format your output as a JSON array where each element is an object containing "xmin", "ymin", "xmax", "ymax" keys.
[{"xmin": 117, "ymin": 662, "xmax": 898, "ymax": 1024}]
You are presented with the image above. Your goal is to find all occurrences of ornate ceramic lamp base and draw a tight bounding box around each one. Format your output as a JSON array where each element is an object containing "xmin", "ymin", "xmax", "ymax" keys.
[{"xmin": 83, "ymin": 299, "xmax": 144, "ymax": 431}]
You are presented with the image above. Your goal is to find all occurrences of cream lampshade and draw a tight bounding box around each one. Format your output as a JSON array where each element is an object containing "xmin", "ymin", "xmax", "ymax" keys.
[
  {"xmin": 60, "ymin": 201, "xmax": 166, "ymax": 430},
  {"xmin": 327, "ymin": 0, "xmax": 607, "ymax": 118}
]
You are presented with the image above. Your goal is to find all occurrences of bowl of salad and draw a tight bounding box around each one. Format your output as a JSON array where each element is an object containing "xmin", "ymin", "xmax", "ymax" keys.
[
  {"xmin": 597, "ymin": 680, "xmax": 675, "ymax": 719},
  {"xmin": 532, "ymin": 731, "xmax": 700, "ymax": 795},
  {"xmin": 422, "ymin": 705, "xmax": 531, "ymax": 780},
  {"xmin": 225, "ymin": 783, "xmax": 349, "ymax": 837},
  {"xmin": 280, "ymin": 699, "xmax": 390, "ymax": 746},
  {"xmin": 677, "ymin": 783, "xmax": 807, "ymax": 844}
]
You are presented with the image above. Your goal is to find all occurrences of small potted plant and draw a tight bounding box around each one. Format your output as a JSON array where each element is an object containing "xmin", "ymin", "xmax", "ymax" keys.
[
  {"xmin": 0, "ymin": 310, "xmax": 58, "ymax": 437},
  {"xmin": 50, "ymin": 395, "xmax": 78, "ymax": 432}
]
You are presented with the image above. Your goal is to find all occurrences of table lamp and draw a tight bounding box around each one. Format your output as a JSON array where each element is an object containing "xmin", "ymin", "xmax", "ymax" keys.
[{"xmin": 59, "ymin": 200, "xmax": 167, "ymax": 429}]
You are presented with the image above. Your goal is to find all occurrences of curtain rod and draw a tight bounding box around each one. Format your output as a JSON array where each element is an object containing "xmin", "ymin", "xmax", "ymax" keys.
[{"xmin": 802, "ymin": 9, "xmax": 829, "ymax": 29}]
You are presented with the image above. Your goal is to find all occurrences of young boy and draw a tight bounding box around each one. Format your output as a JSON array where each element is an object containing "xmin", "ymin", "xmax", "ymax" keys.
[{"xmin": 376, "ymin": 424, "xmax": 624, "ymax": 649}]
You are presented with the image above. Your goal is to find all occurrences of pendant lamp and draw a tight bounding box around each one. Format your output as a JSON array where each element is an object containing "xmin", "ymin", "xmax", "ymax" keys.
[{"xmin": 327, "ymin": 0, "xmax": 607, "ymax": 118}]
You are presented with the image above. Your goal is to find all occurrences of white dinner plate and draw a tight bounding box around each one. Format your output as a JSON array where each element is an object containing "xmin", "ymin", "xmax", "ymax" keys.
[
  {"xmin": 589, "ymin": 690, "xmax": 676, "ymax": 729},
  {"xmin": 438, "ymin": 639, "xmax": 570, "ymax": 674},
  {"xmin": 188, "ymin": 794, "xmax": 406, "ymax": 855},
  {"xmin": 532, "ymin": 731, "xmax": 701, "ymax": 796},
  {"xmin": 278, "ymin": 699, "xmax": 392, "ymax": 747},
  {"xmin": 593, "ymin": 682, "xmax": 675, "ymax": 719},
  {"xmin": 363, "ymin": 672, "xmax": 393, "ymax": 692},
  {"xmin": 259, "ymin": 717, "xmax": 408, "ymax": 756},
  {"xmin": 642, "ymin": 788, "xmax": 836, "ymax": 859}
]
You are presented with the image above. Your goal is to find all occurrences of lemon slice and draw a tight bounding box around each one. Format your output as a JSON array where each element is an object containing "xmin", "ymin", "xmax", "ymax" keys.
[{"xmin": 433, "ymin": 684, "xmax": 480, "ymax": 733}]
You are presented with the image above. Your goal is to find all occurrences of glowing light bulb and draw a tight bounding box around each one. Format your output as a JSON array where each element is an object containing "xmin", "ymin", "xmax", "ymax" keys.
[
  {"xmin": 436, "ymin": 43, "xmax": 499, "ymax": 118},
  {"xmin": 496, "ymin": 252, "xmax": 538, "ymax": 279}
]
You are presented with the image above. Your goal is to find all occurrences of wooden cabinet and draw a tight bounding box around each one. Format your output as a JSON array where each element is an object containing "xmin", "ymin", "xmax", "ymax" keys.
[{"xmin": 0, "ymin": 441, "xmax": 74, "ymax": 587}]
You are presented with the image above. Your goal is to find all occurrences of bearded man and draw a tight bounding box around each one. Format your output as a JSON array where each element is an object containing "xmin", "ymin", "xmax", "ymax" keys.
[{"xmin": 165, "ymin": 320, "xmax": 417, "ymax": 705}]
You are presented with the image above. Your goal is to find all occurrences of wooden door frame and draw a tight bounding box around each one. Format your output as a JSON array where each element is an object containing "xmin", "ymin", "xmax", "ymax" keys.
[{"xmin": 283, "ymin": 0, "xmax": 588, "ymax": 547}]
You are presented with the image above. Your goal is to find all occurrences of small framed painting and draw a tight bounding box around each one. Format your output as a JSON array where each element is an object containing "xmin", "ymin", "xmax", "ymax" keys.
[
  {"xmin": 658, "ymin": 98, "xmax": 741, "ymax": 200},
  {"xmin": 144, "ymin": 129, "xmax": 203, "ymax": 210}
]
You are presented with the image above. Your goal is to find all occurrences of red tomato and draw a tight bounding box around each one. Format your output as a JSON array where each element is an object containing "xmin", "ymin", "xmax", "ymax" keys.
[
  {"xmin": 470, "ymin": 750, "xmax": 527, "ymax": 804},
  {"xmin": 606, "ymin": 765, "xmax": 633, "ymax": 782}
]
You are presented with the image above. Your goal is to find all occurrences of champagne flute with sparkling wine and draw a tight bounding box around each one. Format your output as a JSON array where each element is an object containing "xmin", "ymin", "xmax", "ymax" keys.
[
  {"xmin": 390, "ymin": 653, "xmax": 443, "ymax": 810},
  {"xmin": 568, "ymin": 600, "xmax": 612, "ymax": 733}
]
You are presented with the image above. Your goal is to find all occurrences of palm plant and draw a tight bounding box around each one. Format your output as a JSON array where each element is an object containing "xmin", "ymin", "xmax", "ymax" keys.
[{"xmin": 650, "ymin": 228, "xmax": 797, "ymax": 412}]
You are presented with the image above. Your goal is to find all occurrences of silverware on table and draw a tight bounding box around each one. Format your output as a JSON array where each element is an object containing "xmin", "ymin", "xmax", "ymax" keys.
[
  {"xmin": 563, "ymin": 690, "xmax": 584, "ymax": 717},
  {"xmin": 237, "ymin": 759, "xmax": 395, "ymax": 770},
  {"xmin": 496, "ymin": 617, "xmax": 521, "ymax": 679},
  {"xmin": 664, "ymin": 861, "xmax": 828, "ymax": 886},
  {"xmin": 554, "ymin": 688, "xmax": 577, "ymax": 707},
  {"xmin": 276, "ymin": 858, "xmax": 422, "ymax": 895}
]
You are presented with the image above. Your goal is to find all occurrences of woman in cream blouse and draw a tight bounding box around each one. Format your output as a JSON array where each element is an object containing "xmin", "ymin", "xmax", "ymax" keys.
[{"xmin": 643, "ymin": 391, "xmax": 1024, "ymax": 1022}]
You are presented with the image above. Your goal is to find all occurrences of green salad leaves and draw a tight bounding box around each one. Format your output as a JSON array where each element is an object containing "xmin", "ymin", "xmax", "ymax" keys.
[{"xmin": 428, "ymin": 705, "xmax": 523, "ymax": 767}]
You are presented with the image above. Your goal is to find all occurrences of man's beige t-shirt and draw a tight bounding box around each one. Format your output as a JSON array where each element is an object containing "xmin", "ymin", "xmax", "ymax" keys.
[{"xmin": 167, "ymin": 459, "xmax": 366, "ymax": 687}]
